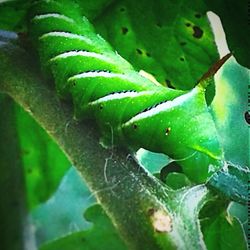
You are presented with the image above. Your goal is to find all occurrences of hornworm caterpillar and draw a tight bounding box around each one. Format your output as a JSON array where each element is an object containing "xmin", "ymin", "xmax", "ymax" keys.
[{"xmin": 28, "ymin": 0, "xmax": 223, "ymax": 182}]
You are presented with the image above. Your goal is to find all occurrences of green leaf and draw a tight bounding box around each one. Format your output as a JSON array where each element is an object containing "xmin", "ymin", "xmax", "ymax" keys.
[
  {"xmin": 0, "ymin": 94, "xmax": 25, "ymax": 250},
  {"xmin": 165, "ymin": 185, "xmax": 214, "ymax": 249},
  {"xmin": 199, "ymin": 198, "xmax": 247, "ymax": 250},
  {"xmin": 0, "ymin": 0, "xmax": 28, "ymax": 32},
  {"xmin": 76, "ymin": 0, "xmax": 114, "ymax": 20},
  {"xmin": 201, "ymin": 212, "xmax": 247, "ymax": 250},
  {"xmin": 135, "ymin": 148, "xmax": 170, "ymax": 173},
  {"xmin": 15, "ymin": 104, "xmax": 70, "ymax": 209},
  {"xmin": 205, "ymin": 0, "xmax": 250, "ymax": 69},
  {"xmin": 206, "ymin": 57, "xmax": 249, "ymax": 203},
  {"xmin": 210, "ymin": 57, "xmax": 249, "ymax": 167},
  {"xmin": 164, "ymin": 172, "xmax": 191, "ymax": 190},
  {"xmin": 39, "ymin": 204, "xmax": 127, "ymax": 250},
  {"xmin": 1, "ymin": 30, "xmax": 71, "ymax": 210},
  {"xmin": 228, "ymin": 202, "xmax": 248, "ymax": 236},
  {"xmin": 0, "ymin": 0, "xmax": 113, "ymax": 33},
  {"xmin": 207, "ymin": 164, "xmax": 249, "ymax": 204},
  {"xmin": 94, "ymin": 0, "xmax": 219, "ymax": 89},
  {"xmin": 32, "ymin": 167, "xmax": 96, "ymax": 245}
]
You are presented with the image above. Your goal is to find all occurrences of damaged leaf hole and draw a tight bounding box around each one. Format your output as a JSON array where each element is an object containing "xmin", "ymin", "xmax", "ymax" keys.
[
  {"xmin": 120, "ymin": 7, "xmax": 126, "ymax": 12},
  {"xmin": 121, "ymin": 27, "xmax": 128, "ymax": 35},
  {"xmin": 156, "ymin": 22, "xmax": 162, "ymax": 28},
  {"xmin": 195, "ymin": 13, "xmax": 202, "ymax": 18},
  {"xmin": 160, "ymin": 162, "xmax": 183, "ymax": 181}
]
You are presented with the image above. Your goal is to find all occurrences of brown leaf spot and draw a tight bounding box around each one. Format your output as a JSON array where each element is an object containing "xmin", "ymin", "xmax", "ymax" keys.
[{"xmin": 150, "ymin": 209, "xmax": 172, "ymax": 233}]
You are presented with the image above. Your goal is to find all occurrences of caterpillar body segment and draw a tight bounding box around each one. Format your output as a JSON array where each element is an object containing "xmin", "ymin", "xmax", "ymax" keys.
[
  {"xmin": 50, "ymin": 51, "xmax": 134, "ymax": 97},
  {"xmin": 87, "ymin": 89, "xmax": 183, "ymax": 136},
  {"xmin": 38, "ymin": 32, "xmax": 114, "ymax": 69},
  {"xmin": 29, "ymin": 0, "xmax": 87, "ymax": 25},
  {"xmin": 122, "ymin": 87, "xmax": 221, "ymax": 160}
]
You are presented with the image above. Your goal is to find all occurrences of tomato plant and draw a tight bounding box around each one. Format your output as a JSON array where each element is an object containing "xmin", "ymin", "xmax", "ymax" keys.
[{"xmin": 0, "ymin": 0, "xmax": 248, "ymax": 249}]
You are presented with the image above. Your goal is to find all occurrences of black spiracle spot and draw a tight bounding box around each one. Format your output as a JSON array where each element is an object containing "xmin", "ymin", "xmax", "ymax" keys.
[
  {"xmin": 136, "ymin": 48, "xmax": 143, "ymax": 55},
  {"xmin": 192, "ymin": 26, "xmax": 203, "ymax": 39},
  {"xmin": 165, "ymin": 127, "xmax": 171, "ymax": 135},
  {"xmin": 165, "ymin": 79, "xmax": 175, "ymax": 89},
  {"xmin": 133, "ymin": 124, "xmax": 138, "ymax": 129},
  {"xmin": 180, "ymin": 57, "xmax": 185, "ymax": 62},
  {"xmin": 180, "ymin": 42, "xmax": 186, "ymax": 46}
]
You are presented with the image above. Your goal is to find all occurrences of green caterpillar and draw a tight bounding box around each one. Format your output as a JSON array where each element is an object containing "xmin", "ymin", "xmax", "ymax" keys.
[{"xmin": 28, "ymin": 0, "xmax": 223, "ymax": 182}]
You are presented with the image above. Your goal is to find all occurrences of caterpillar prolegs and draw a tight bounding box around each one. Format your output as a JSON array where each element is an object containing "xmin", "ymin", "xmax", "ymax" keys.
[{"xmin": 28, "ymin": 0, "xmax": 223, "ymax": 182}]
